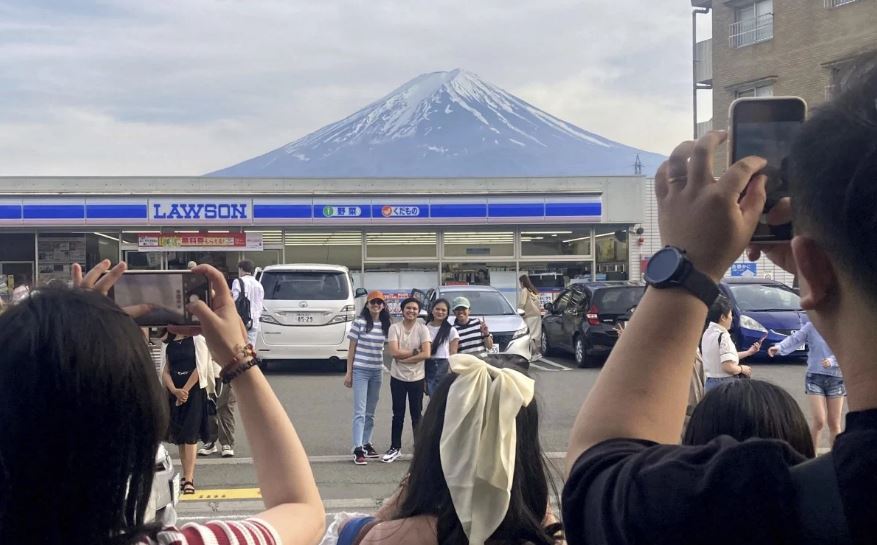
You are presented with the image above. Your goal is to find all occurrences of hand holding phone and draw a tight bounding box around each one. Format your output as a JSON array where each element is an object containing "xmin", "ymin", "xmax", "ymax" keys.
[
  {"xmin": 729, "ymin": 96, "xmax": 807, "ymax": 243},
  {"xmin": 108, "ymin": 270, "xmax": 211, "ymax": 327}
]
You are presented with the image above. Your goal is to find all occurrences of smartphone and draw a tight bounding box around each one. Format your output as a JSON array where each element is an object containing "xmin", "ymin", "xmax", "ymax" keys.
[
  {"xmin": 728, "ymin": 96, "xmax": 807, "ymax": 243},
  {"xmin": 108, "ymin": 270, "xmax": 211, "ymax": 326}
]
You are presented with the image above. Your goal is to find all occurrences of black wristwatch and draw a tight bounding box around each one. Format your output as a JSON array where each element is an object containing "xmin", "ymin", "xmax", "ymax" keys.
[{"xmin": 644, "ymin": 246, "xmax": 720, "ymax": 308}]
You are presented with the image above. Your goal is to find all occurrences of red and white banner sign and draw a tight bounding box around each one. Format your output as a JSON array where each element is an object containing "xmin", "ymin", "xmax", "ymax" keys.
[{"xmin": 138, "ymin": 232, "xmax": 263, "ymax": 251}]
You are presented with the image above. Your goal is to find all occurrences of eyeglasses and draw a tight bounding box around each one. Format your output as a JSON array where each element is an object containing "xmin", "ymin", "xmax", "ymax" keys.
[{"xmin": 369, "ymin": 300, "xmax": 385, "ymax": 306}]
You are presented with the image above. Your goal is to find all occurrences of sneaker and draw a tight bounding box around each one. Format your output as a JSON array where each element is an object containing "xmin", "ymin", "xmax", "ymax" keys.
[
  {"xmin": 381, "ymin": 447, "xmax": 401, "ymax": 463},
  {"xmin": 221, "ymin": 445, "xmax": 235, "ymax": 458},
  {"xmin": 362, "ymin": 443, "xmax": 380, "ymax": 458},
  {"xmin": 353, "ymin": 448, "xmax": 368, "ymax": 465},
  {"xmin": 197, "ymin": 442, "xmax": 217, "ymax": 456}
]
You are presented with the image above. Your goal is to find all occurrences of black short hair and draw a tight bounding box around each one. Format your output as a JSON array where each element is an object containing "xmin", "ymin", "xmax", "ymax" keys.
[
  {"xmin": 789, "ymin": 52, "xmax": 877, "ymax": 303},
  {"xmin": 706, "ymin": 295, "xmax": 732, "ymax": 324},
  {"xmin": 399, "ymin": 297, "xmax": 421, "ymax": 311},
  {"xmin": 237, "ymin": 259, "xmax": 255, "ymax": 274},
  {"xmin": 684, "ymin": 379, "xmax": 814, "ymax": 459}
]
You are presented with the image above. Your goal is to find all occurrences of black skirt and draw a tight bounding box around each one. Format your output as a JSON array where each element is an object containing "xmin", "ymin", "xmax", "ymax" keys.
[{"xmin": 165, "ymin": 336, "xmax": 210, "ymax": 445}]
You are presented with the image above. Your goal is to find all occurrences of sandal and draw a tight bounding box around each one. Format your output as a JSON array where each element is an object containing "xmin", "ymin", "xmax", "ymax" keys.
[{"xmin": 182, "ymin": 480, "xmax": 196, "ymax": 495}]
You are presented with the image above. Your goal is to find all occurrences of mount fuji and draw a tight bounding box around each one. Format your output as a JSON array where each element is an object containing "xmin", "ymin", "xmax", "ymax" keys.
[{"xmin": 208, "ymin": 69, "xmax": 665, "ymax": 178}]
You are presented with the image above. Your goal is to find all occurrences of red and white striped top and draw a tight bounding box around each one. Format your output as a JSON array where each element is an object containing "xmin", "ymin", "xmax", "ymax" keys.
[{"xmin": 135, "ymin": 519, "xmax": 279, "ymax": 545}]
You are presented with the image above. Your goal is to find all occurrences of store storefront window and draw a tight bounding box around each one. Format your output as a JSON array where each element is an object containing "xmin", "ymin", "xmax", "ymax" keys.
[
  {"xmin": 37, "ymin": 232, "xmax": 119, "ymax": 285},
  {"xmin": 364, "ymin": 263, "xmax": 438, "ymax": 315},
  {"xmin": 442, "ymin": 230, "xmax": 514, "ymax": 258},
  {"xmin": 520, "ymin": 227, "xmax": 593, "ymax": 257},
  {"xmin": 0, "ymin": 233, "xmax": 36, "ymax": 303},
  {"xmin": 366, "ymin": 231, "xmax": 437, "ymax": 259},
  {"xmin": 284, "ymin": 231, "xmax": 362, "ymax": 272},
  {"xmin": 519, "ymin": 262, "xmax": 593, "ymax": 307},
  {"xmin": 595, "ymin": 225, "xmax": 629, "ymax": 280},
  {"xmin": 441, "ymin": 261, "xmax": 517, "ymax": 304}
]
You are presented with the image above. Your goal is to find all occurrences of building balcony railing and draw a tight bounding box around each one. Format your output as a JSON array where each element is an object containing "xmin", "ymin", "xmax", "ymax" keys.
[
  {"xmin": 824, "ymin": 0, "xmax": 859, "ymax": 7},
  {"xmin": 729, "ymin": 13, "xmax": 773, "ymax": 48},
  {"xmin": 695, "ymin": 39, "xmax": 713, "ymax": 84}
]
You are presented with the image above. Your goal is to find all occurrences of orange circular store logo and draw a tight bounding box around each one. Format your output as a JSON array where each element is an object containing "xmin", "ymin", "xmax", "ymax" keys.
[{"xmin": 381, "ymin": 205, "xmax": 394, "ymax": 217}]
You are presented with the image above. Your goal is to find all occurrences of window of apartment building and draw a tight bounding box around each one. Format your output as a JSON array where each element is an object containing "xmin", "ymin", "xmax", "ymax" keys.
[
  {"xmin": 824, "ymin": 0, "xmax": 859, "ymax": 8},
  {"xmin": 735, "ymin": 83, "xmax": 774, "ymax": 98},
  {"xmin": 729, "ymin": 0, "xmax": 773, "ymax": 48}
]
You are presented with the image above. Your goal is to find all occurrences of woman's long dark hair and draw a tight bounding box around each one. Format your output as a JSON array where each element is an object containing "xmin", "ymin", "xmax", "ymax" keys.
[
  {"xmin": 684, "ymin": 379, "xmax": 815, "ymax": 459},
  {"xmin": 359, "ymin": 302, "xmax": 391, "ymax": 337},
  {"xmin": 0, "ymin": 288, "xmax": 168, "ymax": 545},
  {"xmin": 426, "ymin": 298, "xmax": 453, "ymax": 357},
  {"xmin": 519, "ymin": 274, "xmax": 538, "ymax": 295},
  {"xmin": 393, "ymin": 373, "xmax": 562, "ymax": 545}
]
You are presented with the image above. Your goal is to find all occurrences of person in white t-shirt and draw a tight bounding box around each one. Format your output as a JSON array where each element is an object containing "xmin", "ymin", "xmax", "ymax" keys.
[
  {"xmin": 231, "ymin": 260, "xmax": 264, "ymax": 346},
  {"xmin": 701, "ymin": 296, "xmax": 761, "ymax": 393},
  {"xmin": 383, "ymin": 297, "xmax": 431, "ymax": 463},
  {"xmin": 424, "ymin": 298, "xmax": 459, "ymax": 396}
]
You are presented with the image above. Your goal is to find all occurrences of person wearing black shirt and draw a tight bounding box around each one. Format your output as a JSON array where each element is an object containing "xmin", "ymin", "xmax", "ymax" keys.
[{"xmin": 562, "ymin": 56, "xmax": 877, "ymax": 545}]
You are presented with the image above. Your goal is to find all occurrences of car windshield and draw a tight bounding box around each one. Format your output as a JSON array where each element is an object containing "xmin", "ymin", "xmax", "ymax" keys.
[
  {"xmin": 261, "ymin": 271, "xmax": 349, "ymax": 300},
  {"xmin": 728, "ymin": 284, "xmax": 801, "ymax": 312},
  {"xmin": 441, "ymin": 290, "xmax": 515, "ymax": 316},
  {"xmin": 593, "ymin": 287, "xmax": 645, "ymax": 314}
]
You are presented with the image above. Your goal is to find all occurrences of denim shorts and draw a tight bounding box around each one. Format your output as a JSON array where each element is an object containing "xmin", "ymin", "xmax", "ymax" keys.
[{"xmin": 805, "ymin": 373, "xmax": 846, "ymax": 398}]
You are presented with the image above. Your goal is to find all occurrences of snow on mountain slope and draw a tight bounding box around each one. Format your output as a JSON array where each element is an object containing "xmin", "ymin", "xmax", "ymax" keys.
[{"xmin": 208, "ymin": 69, "xmax": 665, "ymax": 177}]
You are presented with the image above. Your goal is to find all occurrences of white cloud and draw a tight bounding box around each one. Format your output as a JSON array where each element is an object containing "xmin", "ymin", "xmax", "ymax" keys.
[{"xmin": 0, "ymin": 0, "xmax": 697, "ymax": 175}]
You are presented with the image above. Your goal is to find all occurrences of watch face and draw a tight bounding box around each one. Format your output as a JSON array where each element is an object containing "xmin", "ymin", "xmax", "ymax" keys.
[{"xmin": 646, "ymin": 247, "xmax": 682, "ymax": 284}]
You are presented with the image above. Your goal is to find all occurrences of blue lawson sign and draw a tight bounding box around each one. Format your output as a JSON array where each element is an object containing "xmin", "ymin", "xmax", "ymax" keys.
[
  {"xmin": 2, "ymin": 196, "xmax": 604, "ymax": 225},
  {"xmin": 730, "ymin": 262, "xmax": 757, "ymax": 277}
]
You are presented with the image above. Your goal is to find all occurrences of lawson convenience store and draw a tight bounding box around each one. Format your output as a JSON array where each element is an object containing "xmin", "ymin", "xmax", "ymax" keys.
[{"xmin": 0, "ymin": 176, "xmax": 645, "ymax": 308}]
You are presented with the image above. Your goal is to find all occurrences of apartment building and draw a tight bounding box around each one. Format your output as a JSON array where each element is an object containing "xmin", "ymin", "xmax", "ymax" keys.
[{"xmin": 693, "ymin": 0, "xmax": 877, "ymax": 147}]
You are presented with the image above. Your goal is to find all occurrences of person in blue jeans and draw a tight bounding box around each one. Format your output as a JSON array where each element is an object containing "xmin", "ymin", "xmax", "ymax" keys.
[
  {"xmin": 345, "ymin": 290, "xmax": 391, "ymax": 465},
  {"xmin": 769, "ymin": 321, "xmax": 844, "ymax": 450},
  {"xmin": 424, "ymin": 298, "xmax": 459, "ymax": 396}
]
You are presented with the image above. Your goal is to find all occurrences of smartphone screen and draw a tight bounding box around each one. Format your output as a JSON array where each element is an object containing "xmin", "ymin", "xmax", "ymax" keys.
[
  {"xmin": 109, "ymin": 271, "xmax": 210, "ymax": 326},
  {"xmin": 729, "ymin": 97, "xmax": 806, "ymax": 243}
]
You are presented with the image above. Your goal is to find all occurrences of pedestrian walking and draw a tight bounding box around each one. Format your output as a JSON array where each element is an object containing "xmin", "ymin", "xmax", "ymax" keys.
[
  {"xmin": 232, "ymin": 259, "xmax": 264, "ymax": 346},
  {"xmin": 518, "ymin": 274, "xmax": 542, "ymax": 359},
  {"xmin": 345, "ymin": 290, "xmax": 391, "ymax": 465},
  {"xmin": 424, "ymin": 298, "xmax": 459, "ymax": 396},
  {"xmin": 452, "ymin": 296, "xmax": 494, "ymax": 355},
  {"xmin": 384, "ymin": 297, "xmax": 431, "ymax": 463},
  {"xmin": 160, "ymin": 332, "xmax": 220, "ymax": 495},
  {"xmin": 769, "ymin": 321, "xmax": 845, "ymax": 449},
  {"xmin": 701, "ymin": 296, "xmax": 760, "ymax": 393}
]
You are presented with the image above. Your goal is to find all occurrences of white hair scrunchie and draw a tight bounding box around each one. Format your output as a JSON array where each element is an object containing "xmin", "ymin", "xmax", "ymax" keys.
[{"xmin": 439, "ymin": 353, "xmax": 536, "ymax": 545}]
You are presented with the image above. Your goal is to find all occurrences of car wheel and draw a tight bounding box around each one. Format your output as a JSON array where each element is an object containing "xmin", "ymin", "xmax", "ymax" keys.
[
  {"xmin": 540, "ymin": 333, "xmax": 552, "ymax": 357},
  {"xmin": 574, "ymin": 336, "xmax": 591, "ymax": 368},
  {"xmin": 331, "ymin": 358, "xmax": 347, "ymax": 373}
]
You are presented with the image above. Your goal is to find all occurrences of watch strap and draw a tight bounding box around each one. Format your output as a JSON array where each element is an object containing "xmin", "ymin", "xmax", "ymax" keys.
[{"xmin": 677, "ymin": 259, "xmax": 720, "ymax": 308}]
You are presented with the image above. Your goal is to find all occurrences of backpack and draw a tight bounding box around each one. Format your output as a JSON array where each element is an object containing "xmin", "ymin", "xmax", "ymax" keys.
[{"xmin": 234, "ymin": 278, "xmax": 254, "ymax": 331}]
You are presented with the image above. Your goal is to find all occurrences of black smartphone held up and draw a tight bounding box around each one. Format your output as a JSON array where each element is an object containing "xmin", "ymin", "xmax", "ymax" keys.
[
  {"xmin": 108, "ymin": 270, "xmax": 211, "ymax": 326},
  {"xmin": 728, "ymin": 96, "xmax": 807, "ymax": 243}
]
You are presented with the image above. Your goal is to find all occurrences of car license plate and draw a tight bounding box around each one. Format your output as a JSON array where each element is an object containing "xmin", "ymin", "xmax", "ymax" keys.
[
  {"xmin": 296, "ymin": 313, "xmax": 317, "ymax": 324},
  {"xmin": 488, "ymin": 345, "xmax": 500, "ymax": 354}
]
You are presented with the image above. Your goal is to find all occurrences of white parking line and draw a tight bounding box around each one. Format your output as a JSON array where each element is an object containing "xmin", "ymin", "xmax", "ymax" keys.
[{"xmin": 536, "ymin": 357, "xmax": 571, "ymax": 370}]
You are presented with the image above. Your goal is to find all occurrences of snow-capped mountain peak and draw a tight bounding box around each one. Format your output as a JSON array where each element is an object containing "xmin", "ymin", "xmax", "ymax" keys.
[{"xmin": 209, "ymin": 69, "xmax": 664, "ymax": 177}]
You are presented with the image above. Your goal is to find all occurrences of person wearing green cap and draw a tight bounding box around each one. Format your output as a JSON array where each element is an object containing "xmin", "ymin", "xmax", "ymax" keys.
[{"xmin": 452, "ymin": 296, "xmax": 494, "ymax": 356}]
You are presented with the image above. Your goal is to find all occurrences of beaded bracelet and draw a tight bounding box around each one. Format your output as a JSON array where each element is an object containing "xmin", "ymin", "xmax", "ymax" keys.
[
  {"xmin": 221, "ymin": 358, "xmax": 259, "ymax": 384},
  {"xmin": 228, "ymin": 343, "xmax": 257, "ymax": 366}
]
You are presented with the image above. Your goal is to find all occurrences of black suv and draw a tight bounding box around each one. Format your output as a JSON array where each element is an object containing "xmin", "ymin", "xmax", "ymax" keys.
[{"xmin": 541, "ymin": 281, "xmax": 644, "ymax": 367}]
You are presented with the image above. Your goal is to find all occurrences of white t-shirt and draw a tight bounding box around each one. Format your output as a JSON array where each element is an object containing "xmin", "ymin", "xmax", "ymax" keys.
[
  {"xmin": 232, "ymin": 274, "xmax": 265, "ymax": 328},
  {"xmin": 701, "ymin": 322, "xmax": 739, "ymax": 378},
  {"xmin": 426, "ymin": 323, "xmax": 460, "ymax": 359},
  {"xmin": 388, "ymin": 321, "xmax": 431, "ymax": 382}
]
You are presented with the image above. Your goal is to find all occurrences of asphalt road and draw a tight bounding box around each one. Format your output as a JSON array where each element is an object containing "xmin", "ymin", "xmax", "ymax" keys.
[{"xmin": 173, "ymin": 354, "xmax": 831, "ymax": 524}]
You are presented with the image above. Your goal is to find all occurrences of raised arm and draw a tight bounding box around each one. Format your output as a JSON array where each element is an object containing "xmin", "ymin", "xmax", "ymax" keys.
[{"xmin": 566, "ymin": 132, "xmax": 767, "ymax": 474}]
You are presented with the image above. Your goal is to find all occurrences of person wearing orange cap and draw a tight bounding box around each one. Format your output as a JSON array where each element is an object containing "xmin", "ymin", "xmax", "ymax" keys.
[{"xmin": 345, "ymin": 290, "xmax": 392, "ymax": 465}]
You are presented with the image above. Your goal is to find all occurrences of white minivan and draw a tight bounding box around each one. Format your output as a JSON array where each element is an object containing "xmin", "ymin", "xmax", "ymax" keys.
[{"xmin": 255, "ymin": 264, "xmax": 367, "ymax": 370}]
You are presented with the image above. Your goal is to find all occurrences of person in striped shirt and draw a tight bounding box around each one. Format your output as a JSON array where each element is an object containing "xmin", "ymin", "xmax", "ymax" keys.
[
  {"xmin": 345, "ymin": 290, "xmax": 391, "ymax": 465},
  {"xmin": 451, "ymin": 296, "xmax": 494, "ymax": 355},
  {"xmin": 0, "ymin": 260, "xmax": 325, "ymax": 545}
]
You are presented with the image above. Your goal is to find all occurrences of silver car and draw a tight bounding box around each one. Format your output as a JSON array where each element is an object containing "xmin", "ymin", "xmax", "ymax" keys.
[
  {"xmin": 416, "ymin": 285, "xmax": 532, "ymax": 361},
  {"xmin": 146, "ymin": 443, "xmax": 180, "ymax": 525}
]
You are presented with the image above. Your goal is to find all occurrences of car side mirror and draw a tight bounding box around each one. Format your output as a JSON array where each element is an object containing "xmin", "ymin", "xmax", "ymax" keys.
[
  {"xmin": 544, "ymin": 302, "xmax": 553, "ymax": 314},
  {"xmin": 354, "ymin": 288, "xmax": 368, "ymax": 298},
  {"xmin": 516, "ymin": 308, "xmax": 525, "ymax": 317}
]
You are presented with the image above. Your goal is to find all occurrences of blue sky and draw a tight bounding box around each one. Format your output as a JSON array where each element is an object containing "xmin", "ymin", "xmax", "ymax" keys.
[{"xmin": 0, "ymin": 0, "xmax": 710, "ymax": 175}]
